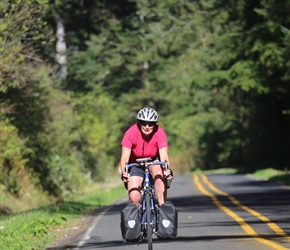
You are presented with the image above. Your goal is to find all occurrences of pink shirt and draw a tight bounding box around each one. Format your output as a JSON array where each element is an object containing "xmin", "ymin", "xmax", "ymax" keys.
[{"xmin": 121, "ymin": 124, "xmax": 168, "ymax": 163}]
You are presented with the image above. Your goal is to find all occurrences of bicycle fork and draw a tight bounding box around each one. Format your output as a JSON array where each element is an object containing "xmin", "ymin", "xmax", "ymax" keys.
[{"xmin": 141, "ymin": 194, "xmax": 156, "ymax": 221}]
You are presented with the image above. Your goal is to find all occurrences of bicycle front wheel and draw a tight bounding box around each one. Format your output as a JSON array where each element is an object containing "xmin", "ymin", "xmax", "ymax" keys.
[{"xmin": 145, "ymin": 192, "xmax": 153, "ymax": 250}]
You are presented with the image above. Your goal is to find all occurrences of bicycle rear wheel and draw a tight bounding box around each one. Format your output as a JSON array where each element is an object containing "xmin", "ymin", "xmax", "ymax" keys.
[{"xmin": 145, "ymin": 192, "xmax": 153, "ymax": 250}]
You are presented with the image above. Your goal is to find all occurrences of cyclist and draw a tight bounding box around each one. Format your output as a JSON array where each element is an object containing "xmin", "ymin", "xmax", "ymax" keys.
[{"xmin": 120, "ymin": 107, "xmax": 173, "ymax": 207}]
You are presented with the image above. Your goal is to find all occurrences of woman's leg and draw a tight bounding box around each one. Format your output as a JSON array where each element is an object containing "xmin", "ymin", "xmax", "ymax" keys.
[
  {"xmin": 127, "ymin": 176, "xmax": 143, "ymax": 206},
  {"xmin": 150, "ymin": 165, "xmax": 167, "ymax": 206}
]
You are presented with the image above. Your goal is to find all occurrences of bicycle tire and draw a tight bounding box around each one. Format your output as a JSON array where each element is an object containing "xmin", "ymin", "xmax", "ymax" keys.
[{"xmin": 145, "ymin": 192, "xmax": 153, "ymax": 250}]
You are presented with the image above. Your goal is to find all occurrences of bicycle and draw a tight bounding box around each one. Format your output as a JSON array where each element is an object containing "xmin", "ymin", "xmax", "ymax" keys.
[{"xmin": 125, "ymin": 157, "xmax": 168, "ymax": 250}]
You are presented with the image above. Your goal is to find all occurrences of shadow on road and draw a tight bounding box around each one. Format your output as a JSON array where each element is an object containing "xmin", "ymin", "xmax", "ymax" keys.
[{"xmin": 47, "ymin": 233, "xmax": 287, "ymax": 249}]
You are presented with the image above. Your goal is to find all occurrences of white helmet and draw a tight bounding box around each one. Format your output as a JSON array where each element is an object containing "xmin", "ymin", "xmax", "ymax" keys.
[{"xmin": 136, "ymin": 107, "xmax": 159, "ymax": 122}]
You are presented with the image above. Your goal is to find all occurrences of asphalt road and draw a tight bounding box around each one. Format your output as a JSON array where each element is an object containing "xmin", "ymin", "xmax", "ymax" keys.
[{"xmin": 48, "ymin": 174, "xmax": 290, "ymax": 250}]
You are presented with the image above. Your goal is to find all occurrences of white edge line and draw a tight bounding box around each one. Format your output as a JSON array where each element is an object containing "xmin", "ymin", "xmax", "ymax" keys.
[{"xmin": 73, "ymin": 197, "xmax": 128, "ymax": 249}]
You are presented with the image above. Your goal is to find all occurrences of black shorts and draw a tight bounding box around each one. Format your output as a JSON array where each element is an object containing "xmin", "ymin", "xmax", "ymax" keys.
[
  {"xmin": 129, "ymin": 157, "xmax": 160, "ymax": 178},
  {"xmin": 129, "ymin": 166, "xmax": 145, "ymax": 178}
]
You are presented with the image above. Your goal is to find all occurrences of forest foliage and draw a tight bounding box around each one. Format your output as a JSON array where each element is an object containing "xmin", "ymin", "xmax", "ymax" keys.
[{"xmin": 1, "ymin": 0, "xmax": 289, "ymax": 204}]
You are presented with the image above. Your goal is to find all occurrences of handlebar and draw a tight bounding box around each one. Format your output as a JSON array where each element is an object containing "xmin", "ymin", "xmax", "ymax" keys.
[{"xmin": 125, "ymin": 157, "xmax": 168, "ymax": 174}]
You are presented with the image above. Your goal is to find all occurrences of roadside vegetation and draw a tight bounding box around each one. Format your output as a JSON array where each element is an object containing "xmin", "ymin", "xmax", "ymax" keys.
[
  {"xmin": 0, "ymin": 178, "xmax": 127, "ymax": 250},
  {"xmin": 250, "ymin": 168, "xmax": 290, "ymax": 186},
  {"xmin": 196, "ymin": 168, "xmax": 290, "ymax": 186}
]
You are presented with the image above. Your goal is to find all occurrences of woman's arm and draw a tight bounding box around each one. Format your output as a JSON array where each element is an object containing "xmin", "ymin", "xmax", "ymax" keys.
[
  {"xmin": 159, "ymin": 147, "xmax": 170, "ymax": 167},
  {"xmin": 159, "ymin": 146, "xmax": 173, "ymax": 179},
  {"xmin": 120, "ymin": 146, "xmax": 131, "ymax": 182}
]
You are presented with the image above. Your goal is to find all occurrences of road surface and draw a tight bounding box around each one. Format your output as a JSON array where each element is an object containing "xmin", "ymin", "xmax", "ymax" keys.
[{"xmin": 47, "ymin": 174, "xmax": 290, "ymax": 250}]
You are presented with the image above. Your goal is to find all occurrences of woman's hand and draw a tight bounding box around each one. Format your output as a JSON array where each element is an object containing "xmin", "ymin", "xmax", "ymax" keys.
[
  {"xmin": 164, "ymin": 169, "xmax": 173, "ymax": 179},
  {"xmin": 121, "ymin": 172, "xmax": 130, "ymax": 182}
]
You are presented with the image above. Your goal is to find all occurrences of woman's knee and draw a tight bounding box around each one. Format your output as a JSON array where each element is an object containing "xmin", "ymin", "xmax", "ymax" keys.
[
  {"xmin": 129, "ymin": 190, "xmax": 141, "ymax": 204},
  {"xmin": 154, "ymin": 176, "xmax": 166, "ymax": 190},
  {"xmin": 152, "ymin": 167, "xmax": 165, "ymax": 182}
]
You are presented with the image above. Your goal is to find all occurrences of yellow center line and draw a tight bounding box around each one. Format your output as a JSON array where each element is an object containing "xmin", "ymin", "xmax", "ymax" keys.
[
  {"xmin": 193, "ymin": 174, "xmax": 289, "ymax": 250},
  {"xmin": 200, "ymin": 173, "xmax": 290, "ymax": 240}
]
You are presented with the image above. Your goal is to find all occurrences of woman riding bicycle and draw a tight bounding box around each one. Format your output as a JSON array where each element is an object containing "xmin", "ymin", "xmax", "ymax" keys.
[{"xmin": 120, "ymin": 107, "xmax": 173, "ymax": 207}]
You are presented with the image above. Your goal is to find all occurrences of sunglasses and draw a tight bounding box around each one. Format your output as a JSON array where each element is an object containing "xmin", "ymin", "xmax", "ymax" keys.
[{"xmin": 139, "ymin": 121, "xmax": 156, "ymax": 127}]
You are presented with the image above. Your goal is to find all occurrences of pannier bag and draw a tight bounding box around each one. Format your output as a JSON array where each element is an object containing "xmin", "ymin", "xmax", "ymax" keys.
[
  {"xmin": 120, "ymin": 203, "xmax": 141, "ymax": 241},
  {"xmin": 157, "ymin": 201, "xmax": 178, "ymax": 239}
]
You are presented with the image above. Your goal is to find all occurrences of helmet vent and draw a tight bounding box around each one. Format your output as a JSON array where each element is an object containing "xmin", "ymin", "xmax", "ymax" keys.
[{"xmin": 136, "ymin": 107, "xmax": 159, "ymax": 122}]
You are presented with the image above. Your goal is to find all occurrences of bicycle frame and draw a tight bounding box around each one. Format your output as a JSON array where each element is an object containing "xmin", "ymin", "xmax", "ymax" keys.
[{"xmin": 125, "ymin": 157, "xmax": 168, "ymax": 250}]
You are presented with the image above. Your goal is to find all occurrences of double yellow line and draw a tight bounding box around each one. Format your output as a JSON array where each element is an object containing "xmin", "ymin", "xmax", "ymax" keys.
[{"xmin": 193, "ymin": 174, "xmax": 290, "ymax": 250}]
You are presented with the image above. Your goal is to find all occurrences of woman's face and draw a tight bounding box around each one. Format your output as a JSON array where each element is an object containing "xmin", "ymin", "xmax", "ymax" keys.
[{"xmin": 138, "ymin": 121, "xmax": 156, "ymax": 137}]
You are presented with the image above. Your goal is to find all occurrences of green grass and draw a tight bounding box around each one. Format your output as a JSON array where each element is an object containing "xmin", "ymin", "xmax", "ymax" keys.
[
  {"xmin": 0, "ymin": 181, "xmax": 127, "ymax": 250},
  {"xmin": 194, "ymin": 168, "xmax": 238, "ymax": 175},
  {"xmin": 194, "ymin": 167, "xmax": 290, "ymax": 186},
  {"xmin": 251, "ymin": 168, "xmax": 290, "ymax": 186}
]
